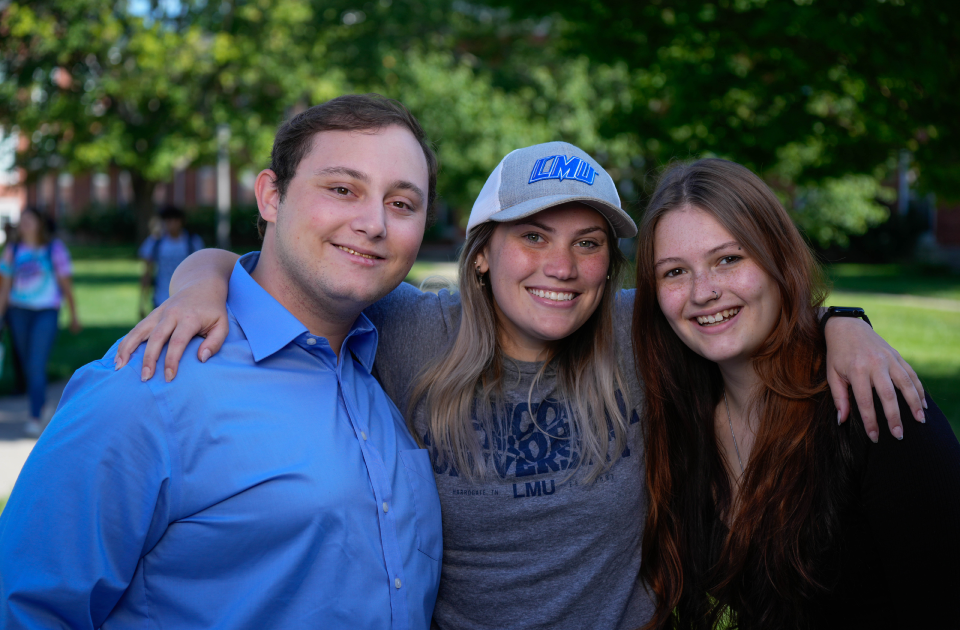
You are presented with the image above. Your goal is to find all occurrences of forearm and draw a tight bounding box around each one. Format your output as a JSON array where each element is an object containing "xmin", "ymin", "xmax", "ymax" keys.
[
  {"xmin": 64, "ymin": 289, "xmax": 78, "ymax": 322},
  {"xmin": 169, "ymin": 249, "xmax": 239, "ymax": 296},
  {"xmin": 57, "ymin": 276, "xmax": 79, "ymax": 323},
  {"xmin": 0, "ymin": 275, "xmax": 11, "ymax": 317}
]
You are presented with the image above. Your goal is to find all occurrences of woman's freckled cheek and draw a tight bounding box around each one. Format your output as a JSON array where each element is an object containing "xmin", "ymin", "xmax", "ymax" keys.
[
  {"xmin": 579, "ymin": 254, "xmax": 609, "ymax": 281},
  {"xmin": 658, "ymin": 283, "xmax": 687, "ymax": 316}
]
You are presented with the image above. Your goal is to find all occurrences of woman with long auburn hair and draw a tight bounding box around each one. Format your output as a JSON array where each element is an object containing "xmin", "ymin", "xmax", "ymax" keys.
[
  {"xmin": 115, "ymin": 142, "xmax": 925, "ymax": 629},
  {"xmin": 634, "ymin": 158, "xmax": 960, "ymax": 630}
]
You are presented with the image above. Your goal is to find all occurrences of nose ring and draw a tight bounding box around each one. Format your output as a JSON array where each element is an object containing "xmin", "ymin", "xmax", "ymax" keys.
[{"xmin": 712, "ymin": 290, "xmax": 719, "ymax": 299}]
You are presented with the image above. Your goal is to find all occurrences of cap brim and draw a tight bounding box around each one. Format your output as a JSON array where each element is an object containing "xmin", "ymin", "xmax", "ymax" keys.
[{"xmin": 486, "ymin": 194, "xmax": 638, "ymax": 238}]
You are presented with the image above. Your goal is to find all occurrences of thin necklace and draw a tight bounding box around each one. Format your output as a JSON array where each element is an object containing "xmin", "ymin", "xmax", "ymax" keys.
[{"xmin": 723, "ymin": 391, "xmax": 745, "ymax": 475}]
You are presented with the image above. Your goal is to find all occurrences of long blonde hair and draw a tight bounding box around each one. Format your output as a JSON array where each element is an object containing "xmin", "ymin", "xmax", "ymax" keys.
[{"xmin": 409, "ymin": 218, "xmax": 630, "ymax": 482}]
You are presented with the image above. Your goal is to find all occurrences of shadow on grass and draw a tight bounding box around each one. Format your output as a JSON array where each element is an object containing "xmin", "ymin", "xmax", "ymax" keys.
[
  {"xmin": 71, "ymin": 273, "xmax": 142, "ymax": 285},
  {"xmin": 68, "ymin": 245, "xmax": 139, "ymax": 260},
  {"xmin": 828, "ymin": 264, "xmax": 960, "ymax": 300}
]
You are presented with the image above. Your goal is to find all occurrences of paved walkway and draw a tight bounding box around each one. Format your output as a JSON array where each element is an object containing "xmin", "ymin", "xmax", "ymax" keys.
[{"xmin": 0, "ymin": 380, "xmax": 68, "ymax": 498}]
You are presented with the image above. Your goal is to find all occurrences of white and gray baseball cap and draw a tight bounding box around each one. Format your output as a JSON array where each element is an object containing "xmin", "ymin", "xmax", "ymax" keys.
[{"xmin": 466, "ymin": 141, "xmax": 638, "ymax": 238}]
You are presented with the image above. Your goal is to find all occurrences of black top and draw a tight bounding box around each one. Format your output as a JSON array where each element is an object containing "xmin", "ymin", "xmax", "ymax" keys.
[{"xmin": 815, "ymin": 393, "xmax": 960, "ymax": 629}]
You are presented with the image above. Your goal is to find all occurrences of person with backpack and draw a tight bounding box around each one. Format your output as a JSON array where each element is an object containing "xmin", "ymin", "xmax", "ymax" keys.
[
  {"xmin": 138, "ymin": 205, "xmax": 204, "ymax": 315},
  {"xmin": 0, "ymin": 207, "xmax": 80, "ymax": 437}
]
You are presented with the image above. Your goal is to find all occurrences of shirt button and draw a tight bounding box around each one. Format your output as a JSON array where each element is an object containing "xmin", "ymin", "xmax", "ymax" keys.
[
  {"xmin": 361, "ymin": 431, "xmax": 367, "ymax": 440},
  {"xmin": 395, "ymin": 578, "xmax": 402, "ymax": 589},
  {"xmin": 382, "ymin": 502, "xmax": 389, "ymax": 513},
  {"xmin": 306, "ymin": 338, "xmax": 316, "ymax": 346}
]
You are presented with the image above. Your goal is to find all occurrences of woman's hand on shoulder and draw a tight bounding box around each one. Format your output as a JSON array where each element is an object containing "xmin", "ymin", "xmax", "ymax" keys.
[
  {"xmin": 824, "ymin": 317, "xmax": 925, "ymax": 443},
  {"xmin": 115, "ymin": 280, "xmax": 230, "ymax": 382}
]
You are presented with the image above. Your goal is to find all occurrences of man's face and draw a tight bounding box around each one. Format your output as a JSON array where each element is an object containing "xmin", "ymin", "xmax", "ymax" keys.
[
  {"xmin": 259, "ymin": 125, "xmax": 429, "ymax": 320},
  {"xmin": 163, "ymin": 217, "xmax": 183, "ymax": 236}
]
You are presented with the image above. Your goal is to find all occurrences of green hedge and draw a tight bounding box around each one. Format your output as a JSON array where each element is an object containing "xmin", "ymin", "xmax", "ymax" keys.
[{"xmin": 63, "ymin": 204, "xmax": 263, "ymax": 249}]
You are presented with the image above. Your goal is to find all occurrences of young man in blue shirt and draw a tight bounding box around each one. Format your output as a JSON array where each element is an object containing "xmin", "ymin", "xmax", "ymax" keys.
[
  {"xmin": 0, "ymin": 95, "xmax": 443, "ymax": 629},
  {"xmin": 138, "ymin": 205, "xmax": 204, "ymax": 313}
]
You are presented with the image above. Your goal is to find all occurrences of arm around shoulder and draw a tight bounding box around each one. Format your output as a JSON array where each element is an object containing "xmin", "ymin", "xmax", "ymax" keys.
[{"xmin": 115, "ymin": 248, "xmax": 238, "ymax": 378}]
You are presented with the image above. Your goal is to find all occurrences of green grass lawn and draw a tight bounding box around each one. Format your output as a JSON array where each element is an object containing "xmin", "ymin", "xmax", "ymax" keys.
[
  {"xmin": 826, "ymin": 263, "xmax": 960, "ymax": 437},
  {"xmin": 828, "ymin": 263, "xmax": 960, "ymax": 301},
  {"xmin": 830, "ymin": 291, "xmax": 960, "ymax": 437}
]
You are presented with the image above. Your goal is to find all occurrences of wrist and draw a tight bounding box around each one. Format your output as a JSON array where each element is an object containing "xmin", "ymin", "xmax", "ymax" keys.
[{"xmin": 820, "ymin": 306, "xmax": 872, "ymax": 337}]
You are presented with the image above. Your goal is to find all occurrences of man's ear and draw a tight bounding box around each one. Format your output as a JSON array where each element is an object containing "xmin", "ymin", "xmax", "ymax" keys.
[{"xmin": 255, "ymin": 169, "xmax": 281, "ymax": 225}]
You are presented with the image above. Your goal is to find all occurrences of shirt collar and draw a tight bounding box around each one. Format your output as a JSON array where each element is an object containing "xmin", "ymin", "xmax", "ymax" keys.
[{"xmin": 228, "ymin": 252, "xmax": 379, "ymax": 370}]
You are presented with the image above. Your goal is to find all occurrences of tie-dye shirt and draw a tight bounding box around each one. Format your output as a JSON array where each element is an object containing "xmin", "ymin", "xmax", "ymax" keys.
[{"xmin": 0, "ymin": 240, "xmax": 73, "ymax": 310}]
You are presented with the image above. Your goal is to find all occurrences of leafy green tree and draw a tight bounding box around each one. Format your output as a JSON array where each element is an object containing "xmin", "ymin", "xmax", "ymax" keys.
[
  {"xmin": 488, "ymin": 0, "xmax": 959, "ymax": 242},
  {"xmin": 10, "ymin": 0, "xmax": 943, "ymax": 247},
  {"xmin": 0, "ymin": 0, "xmax": 344, "ymax": 236}
]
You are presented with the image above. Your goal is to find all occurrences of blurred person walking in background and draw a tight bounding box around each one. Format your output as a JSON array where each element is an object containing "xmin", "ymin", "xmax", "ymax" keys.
[
  {"xmin": 2, "ymin": 221, "xmax": 28, "ymax": 396},
  {"xmin": 0, "ymin": 207, "xmax": 80, "ymax": 437},
  {"xmin": 138, "ymin": 205, "xmax": 203, "ymax": 316}
]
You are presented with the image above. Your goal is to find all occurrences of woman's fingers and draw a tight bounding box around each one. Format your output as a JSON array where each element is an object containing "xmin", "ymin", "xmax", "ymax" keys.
[
  {"xmin": 140, "ymin": 315, "xmax": 180, "ymax": 381},
  {"xmin": 197, "ymin": 319, "xmax": 229, "ymax": 364},
  {"xmin": 115, "ymin": 305, "xmax": 166, "ymax": 369},
  {"xmin": 162, "ymin": 317, "xmax": 200, "ymax": 381},
  {"xmin": 162, "ymin": 315, "xmax": 230, "ymax": 381},
  {"xmin": 848, "ymin": 371, "xmax": 882, "ymax": 444},
  {"xmin": 822, "ymin": 317, "xmax": 928, "ymax": 441},
  {"xmin": 869, "ymin": 373, "xmax": 903, "ymax": 441},
  {"xmin": 827, "ymin": 369, "xmax": 851, "ymax": 425},
  {"xmin": 886, "ymin": 357, "xmax": 926, "ymax": 424},
  {"xmin": 898, "ymin": 354, "xmax": 927, "ymax": 412}
]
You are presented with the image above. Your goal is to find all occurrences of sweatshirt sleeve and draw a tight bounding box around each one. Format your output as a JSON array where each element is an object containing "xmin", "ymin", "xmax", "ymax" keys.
[
  {"xmin": 851, "ymin": 392, "xmax": 960, "ymax": 626},
  {"xmin": 50, "ymin": 239, "xmax": 73, "ymax": 277},
  {"xmin": 0, "ymin": 355, "xmax": 175, "ymax": 629},
  {"xmin": 364, "ymin": 282, "xmax": 462, "ymax": 406}
]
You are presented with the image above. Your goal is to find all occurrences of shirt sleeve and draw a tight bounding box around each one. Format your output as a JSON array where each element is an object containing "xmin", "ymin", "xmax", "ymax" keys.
[
  {"xmin": 192, "ymin": 234, "xmax": 204, "ymax": 250},
  {"xmin": 50, "ymin": 239, "xmax": 72, "ymax": 277},
  {"xmin": 850, "ymin": 392, "xmax": 960, "ymax": 625},
  {"xmin": 613, "ymin": 288, "xmax": 636, "ymax": 349},
  {"xmin": 0, "ymin": 353, "xmax": 176, "ymax": 629},
  {"xmin": 364, "ymin": 282, "xmax": 462, "ymax": 407},
  {"xmin": 138, "ymin": 236, "xmax": 157, "ymax": 261}
]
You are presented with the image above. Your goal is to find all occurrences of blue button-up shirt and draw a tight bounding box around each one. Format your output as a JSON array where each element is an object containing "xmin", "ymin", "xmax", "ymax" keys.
[{"xmin": 0, "ymin": 253, "xmax": 442, "ymax": 629}]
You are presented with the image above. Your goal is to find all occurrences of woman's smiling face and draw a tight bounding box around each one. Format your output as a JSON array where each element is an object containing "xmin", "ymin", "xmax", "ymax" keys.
[
  {"xmin": 653, "ymin": 205, "xmax": 782, "ymax": 369},
  {"xmin": 477, "ymin": 203, "xmax": 611, "ymax": 362}
]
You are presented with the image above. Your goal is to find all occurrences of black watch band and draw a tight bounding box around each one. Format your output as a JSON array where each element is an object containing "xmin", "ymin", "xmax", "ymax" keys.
[{"xmin": 820, "ymin": 306, "xmax": 872, "ymax": 337}]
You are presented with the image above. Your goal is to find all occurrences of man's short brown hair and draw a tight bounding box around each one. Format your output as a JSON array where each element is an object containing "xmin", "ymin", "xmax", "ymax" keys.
[{"xmin": 259, "ymin": 94, "xmax": 438, "ymax": 238}]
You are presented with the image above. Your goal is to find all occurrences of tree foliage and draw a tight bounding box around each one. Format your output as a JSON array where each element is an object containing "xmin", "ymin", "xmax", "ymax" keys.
[
  {"xmin": 495, "ymin": 0, "xmax": 958, "ymax": 186},
  {"xmin": 2, "ymin": 0, "xmax": 957, "ymax": 246}
]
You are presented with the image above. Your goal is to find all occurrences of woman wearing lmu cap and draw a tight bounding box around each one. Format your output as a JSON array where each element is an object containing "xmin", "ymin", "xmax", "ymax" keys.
[{"xmin": 116, "ymin": 142, "xmax": 926, "ymax": 630}]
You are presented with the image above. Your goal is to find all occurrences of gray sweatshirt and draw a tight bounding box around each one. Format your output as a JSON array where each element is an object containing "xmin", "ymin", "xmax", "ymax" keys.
[{"xmin": 365, "ymin": 283, "xmax": 653, "ymax": 630}]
